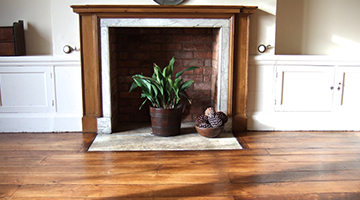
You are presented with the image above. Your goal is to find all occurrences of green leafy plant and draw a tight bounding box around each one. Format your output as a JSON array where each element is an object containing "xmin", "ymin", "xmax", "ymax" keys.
[{"xmin": 129, "ymin": 57, "xmax": 199, "ymax": 109}]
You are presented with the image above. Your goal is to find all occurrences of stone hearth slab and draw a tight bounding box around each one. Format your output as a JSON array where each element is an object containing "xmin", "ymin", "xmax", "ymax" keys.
[{"xmin": 88, "ymin": 123, "xmax": 242, "ymax": 151}]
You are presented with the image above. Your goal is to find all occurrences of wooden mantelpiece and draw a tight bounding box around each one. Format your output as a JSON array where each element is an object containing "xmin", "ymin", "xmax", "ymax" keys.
[{"xmin": 72, "ymin": 5, "xmax": 257, "ymax": 133}]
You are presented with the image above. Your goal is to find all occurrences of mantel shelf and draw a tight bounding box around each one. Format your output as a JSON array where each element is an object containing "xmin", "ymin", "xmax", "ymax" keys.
[{"xmin": 71, "ymin": 5, "xmax": 258, "ymax": 15}]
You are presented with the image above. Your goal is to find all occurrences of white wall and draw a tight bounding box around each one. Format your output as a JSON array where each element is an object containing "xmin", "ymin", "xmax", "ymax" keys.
[
  {"xmin": 275, "ymin": 0, "xmax": 304, "ymax": 55},
  {"xmin": 302, "ymin": 0, "xmax": 360, "ymax": 55},
  {"xmin": 3, "ymin": 1, "xmax": 360, "ymax": 56},
  {"xmin": 0, "ymin": 0, "xmax": 276, "ymax": 56},
  {"xmin": 276, "ymin": 0, "xmax": 360, "ymax": 55}
]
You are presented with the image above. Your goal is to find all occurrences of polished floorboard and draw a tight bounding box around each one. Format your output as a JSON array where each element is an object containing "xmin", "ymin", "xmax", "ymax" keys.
[{"xmin": 0, "ymin": 131, "xmax": 360, "ymax": 199}]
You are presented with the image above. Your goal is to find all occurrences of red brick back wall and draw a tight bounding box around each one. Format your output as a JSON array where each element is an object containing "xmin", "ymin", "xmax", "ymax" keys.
[{"xmin": 110, "ymin": 27, "xmax": 219, "ymax": 129}]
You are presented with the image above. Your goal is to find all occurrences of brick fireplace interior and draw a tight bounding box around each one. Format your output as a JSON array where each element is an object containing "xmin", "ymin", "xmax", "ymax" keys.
[{"xmin": 110, "ymin": 27, "xmax": 220, "ymax": 132}]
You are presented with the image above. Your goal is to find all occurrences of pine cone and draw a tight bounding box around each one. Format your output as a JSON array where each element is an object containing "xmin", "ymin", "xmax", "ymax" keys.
[
  {"xmin": 195, "ymin": 114, "xmax": 208, "ymax": 126},
  {"xmin": 215, "ymin": 111, "xmax": 228, "ymax": 124},
  {"xmin": 204, "ymin": 107, "xmax": 215, "ymax": 117},
  {"xmin": 197, "ymin": 122, "xmax": 212, "ymax": 128},
  {"xmin": 208, "ymin": 116, "xmax": 223, "ymax": 128}
]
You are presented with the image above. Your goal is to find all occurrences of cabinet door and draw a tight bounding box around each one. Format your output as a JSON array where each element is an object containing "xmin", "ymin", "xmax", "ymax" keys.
[
  {"xmin": 275, "ymin": 66, "xmax": 335, "ymax": 111},
  {"xmin": 334, "ymin": 66, "xmax": 360, "ymax": 111},
  {"xmin": 0, "ymin": 67, "xmax": 55, "ymax": 113}
]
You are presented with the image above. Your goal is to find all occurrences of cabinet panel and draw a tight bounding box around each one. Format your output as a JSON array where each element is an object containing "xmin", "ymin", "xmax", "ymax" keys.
[
  {"xmin": 335, "ymin": 67, "xmax": 360, "ymax": 111},
  {"xmin": 54, "ymin": 66, "xmax": 82, "ymax": 114},
  {"xmin": 0, "ymin": 67, "xmax": 55, "ymax": 113},
  {"xmin": 275, "ymin": 66, "xmax": 335, "ymax": 111}
]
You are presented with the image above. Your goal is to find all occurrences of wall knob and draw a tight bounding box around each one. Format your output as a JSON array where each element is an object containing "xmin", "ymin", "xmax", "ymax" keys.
[
  {"xmin": 63, "ymin": 45, "xmax": 79, "ymax": 54},
  {"xmin": 258, "ymin": 44, "xmax": 273, "ymax": 53}
]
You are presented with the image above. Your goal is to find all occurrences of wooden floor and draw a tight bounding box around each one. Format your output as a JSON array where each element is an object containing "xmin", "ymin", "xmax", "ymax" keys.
[{"xmin": 1, "ymin": 131, "xmax": 360, "ymax": 199}]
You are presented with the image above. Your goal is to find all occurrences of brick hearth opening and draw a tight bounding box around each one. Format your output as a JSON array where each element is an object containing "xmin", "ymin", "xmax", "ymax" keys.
[{"xmin": 110, "ymin": 27, "xmax": 220, "ymax": 132}]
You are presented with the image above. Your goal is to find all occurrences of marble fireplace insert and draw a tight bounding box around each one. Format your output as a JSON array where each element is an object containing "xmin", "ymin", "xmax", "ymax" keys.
[{"xmin": 72, "ymin": 5, "xmax": 257, "ymax": 134}]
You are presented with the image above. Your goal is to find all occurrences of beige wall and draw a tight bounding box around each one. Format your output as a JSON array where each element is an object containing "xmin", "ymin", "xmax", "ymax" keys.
[
  {"xmin": 275, "ymin": 0, "xmax": 304, "ymax": 55},
  {"xmin": 0, "ymin": 0, "xmax": 53, "ymax": 55},
  {"xmin": 276, "ymin": 0, "xmax": 360, "ymax": 55},
  {"xmin": 2, "ymin": 0, "xmax": 360, "ymax": 56},
  {"xmin": 0, "ymin": 0, "xmax": 276, "ymax": 56}
]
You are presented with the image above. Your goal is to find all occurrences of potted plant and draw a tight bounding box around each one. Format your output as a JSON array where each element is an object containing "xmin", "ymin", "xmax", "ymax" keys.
[{"xmin": 129, "ymin": 57, "xmax": 198, "ymax": 136}]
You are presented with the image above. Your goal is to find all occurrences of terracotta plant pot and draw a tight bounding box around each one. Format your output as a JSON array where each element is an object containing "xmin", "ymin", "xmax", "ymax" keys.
[
  {"xmin": 150, "ymin": 107, "xmax": 182, "ymax": 137},
  {"xmin": 195, "ymin": 126, "xmax": 224, "ymax": 138}
]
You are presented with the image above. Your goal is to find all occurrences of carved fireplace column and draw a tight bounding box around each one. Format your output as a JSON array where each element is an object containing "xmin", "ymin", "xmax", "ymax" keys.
[{"xmin": 72, "ymin": 5, "xmax": 257, "ymax": 133}]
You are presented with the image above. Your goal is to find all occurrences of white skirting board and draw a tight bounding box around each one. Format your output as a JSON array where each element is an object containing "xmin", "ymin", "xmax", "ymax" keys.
[
  {"xmin": 0, "ymin": 113, "xmax": 82, "ymax": 132},
  {"xmin": 248, "ymin": 111, "xmax": 360, "ymax": 131}
]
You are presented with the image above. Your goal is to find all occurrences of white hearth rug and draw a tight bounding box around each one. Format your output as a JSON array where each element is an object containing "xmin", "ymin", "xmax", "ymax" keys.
[{"xmin": 88, "ymin": 123, "xmax": 242, "ymax": 151}]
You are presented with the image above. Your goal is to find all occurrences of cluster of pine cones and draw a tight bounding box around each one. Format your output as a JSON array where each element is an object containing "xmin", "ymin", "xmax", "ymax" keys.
[{"xmin": 195, "ymin": 107, "xmax": 228, "ymax": 128}]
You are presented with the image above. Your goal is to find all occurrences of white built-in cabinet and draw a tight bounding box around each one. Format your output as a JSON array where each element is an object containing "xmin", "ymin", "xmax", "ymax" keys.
[
  {"xmin": 275, "ymin": 65, "xmax": 360, "ymax": 112},
  {"xmin": 0, "ymin": 56, "xmax": 82, "ymax": 132},
  {"xmin": 248, "ymin": 56, "xmax": 360, "ymax": 131}
]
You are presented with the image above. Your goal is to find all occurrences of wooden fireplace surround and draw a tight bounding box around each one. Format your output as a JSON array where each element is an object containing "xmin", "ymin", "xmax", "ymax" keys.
[{"xmin": 71, "ymin": 5, "xmax": 257, "ymax": 133}]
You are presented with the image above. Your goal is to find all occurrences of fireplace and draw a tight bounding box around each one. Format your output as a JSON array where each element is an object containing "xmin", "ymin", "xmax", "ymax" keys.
[
  {"xmin": 108, "ymin": 27, "xmax": 221, "ymax": 129},
  {"xmin": 105, "ymin": 20, "xmax": 228, "ymax": 133},
  {"xmin": 72, "ymin": 5, "xmax": 257, "ymax": 134}
]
